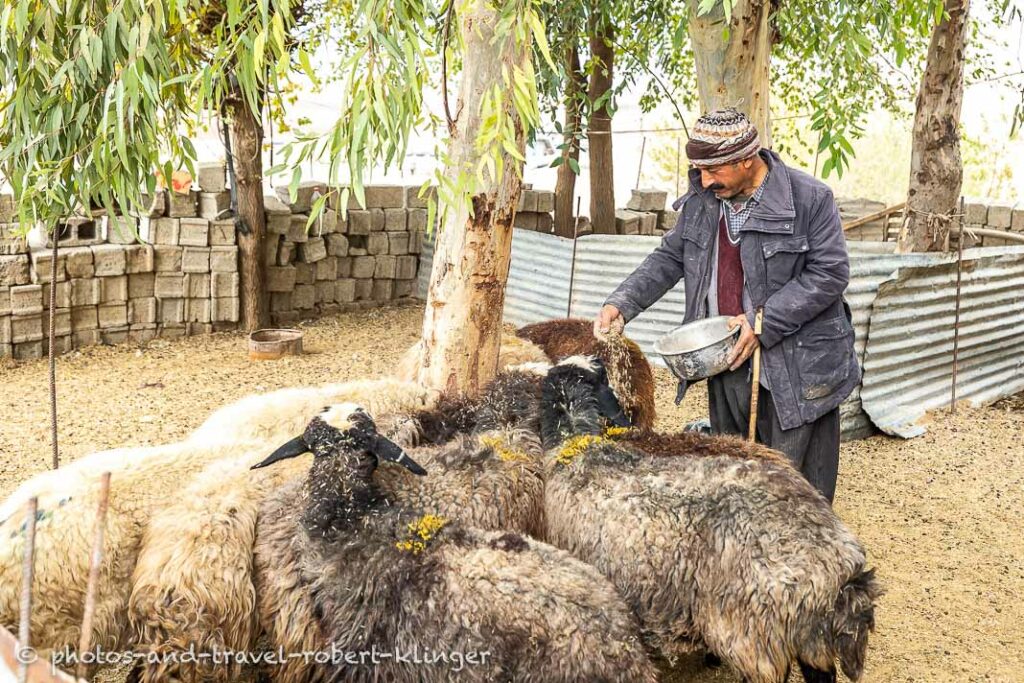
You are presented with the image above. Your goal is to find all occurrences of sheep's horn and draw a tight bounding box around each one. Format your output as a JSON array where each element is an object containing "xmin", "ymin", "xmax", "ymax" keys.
[
  {"xmin": 373, "ymin": 435, "xmax": 427, "ymax": 476},
  {"xmin": 251, "ymin": 436, "xmax": 310, "ymax": 469}
]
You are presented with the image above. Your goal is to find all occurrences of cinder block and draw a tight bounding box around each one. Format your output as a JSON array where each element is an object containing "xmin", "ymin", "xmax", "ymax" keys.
[
  {"xmin": 13, "ymin": 340, "xmax": 43, "ymax": 360},
  {"xmin": 41, "ymin": 281, "xmax": 71, "ymax": 310},
  {"xmin": 626, "ymin": 188, "xmax": 668, "ymax": 212},
  {"xmin": 159, "ymin": 324, "xmax": 187, "ymax": 339},
  {"xmin": 0, "ymin": 255, "xmax": 30, "ymax": 288},
  {"xmin": 167, "ymin": 189, "xmax": 198, "ymax": 218},
  {"xmin": 0, "ymin": 316, "xmax": 9, "ymax": 344},
  {"xmin": 394, "ymin": 279, "xmax": 416, "ymax": 299},
  {"xmin": 266, "ymin": 267, "xmax": 297, "ymax": 292},
  {"xmin": 198, "ymin": 191, "xmax": 231, "ymax": 219},
  {"xmin": 352, "ymin": 256, "xmax": 376, "ymax": 279},
  {"xmin": 315, "ymin": 257, "xmax": 337, "ymax": 281},
  {"xmin": 348, "ymin": 210, "xmax": 371, "ymax": 236},
  {"xmin": 185, "ymin": 298, "xmax": 211, "ymax": 323},
  {"xmin": 186, "ymin": 273, "xmax": 211, "ymax": 298},
  {"xmin": 1011, "ymin": 207, "xmax": 1024, "ymax": 232},
  {"xmin": 365, "ymin": 185, "xmax": 406, "ymax": 208},
  {"xmin": 101, "ymin": 276, "xmax": 129, "ymax": 303},
  {"xmin": 98, "ymin": 303, "xmax": 128, "ymax": 328},
  {"xmin": 29, "ymin": 251, "xmax": 67, "ymax": 284},
  {"xmin": 50, "ymin": 217, "xmax": 101, "ymax": 247},
  {"xmin": 406, "ymin": 184, "xmax": 436, "ymax": 209},
  {"xmin": 124, "ymin": 244, "xmax": 154, "ymax": 274},
  {"xmin": 137, "ymin": 191, "xmax": 167, "ymax": 218},
  {"xmin": 276, "ymin": 181, "xmax": 326, "ymax": 213},
  {"xmin": 367, "ymin": 233, "xmax": 389, "ymax": 256},
  {"xmin": 294, "ymin": 262, "xmax": 314, "ymax": 286},
  {"xmin": 11, "ymin": 284, "xmax": 43, "ymax": 314},
  {"xmin": 72, "ymin": 329, "xmax": 101, "ymax": 346},
  {"xmin": 153, "ymin": 245, "xmax": 182, "ymax": 272},
  {"xmin": 315, "ymin": 280, "xmax": 335, "ymax": 304},
  {"xmin": 320, "ymin": 209, "xmax": 338, "ymax": 235},
  {"xmin": 327, "ymin": 234, "xmax": 349, "ymax": 257},
  {"xmin": 148, "ymin": 217, "xmax": 180, "ymax": 245},
  {"xmin": 408, "ymin": 208, "xmax": 428, "ymax": 232},
  {"xmin": 198, "ymin": 162, "xmax": 227, "ymax": 193},
  {"xmin": 288, "ymin": 215, "xmax": 311, "ymax": 243},
  {"xmin": 48, "ymin": 308, "xmax": 72, "ymax": 337},
  {"xmin": 179, "ymin": 218, "xmax": 210, "ymax": 247},
  {"xmin": 43, "ymin": 334, "xmax": 73, "ymax": 356},
  {"xmin": 383, "ymin": 208, "xmax": 407, "ymax": 232},
  {"xmin": 276, "ymin": 239, "xmax": 294, "ymax": 266},
  {"xmin": 158, "ymin": 298, "xmax": 185, "ymax": 324},
  {"xmin": 373, "ymin": 255, "xmax": 396, "ymax": 279},
  {"xmin": 395, "ymin": 255, "xmax": 418, "ymax": 280},
  {"xmin": 517, "ymin": 189, "xmax": 538, "ymax": 213},
  {"xmin": 210, "ymin": 247, "xmax": 238, "ymax": 273},
  {"xmin": 129, "ymin": 273, "xmax": 156, "ymax": 299},
  {"xmin": 372, "ymin": 279, "xmax": 394, "ymax": 302},
  {"xmin": 264, "ymin": 194, "xmax": 292, "ymax": 216},
  {"xmin": 61, "ymin": 248, "xmax": 95, "ymax": 279},
  {"xmin": 335, "ymin": 279, "xmax": 356, "ymax": 302},
  {"xmin": 536, "ymin": 190, "xmax": 555, "ymax": 213},
  {"xmin": 0, "ymin": 342, "xmax": 12, "ymax": 357},
  {"xmin": 266, "ymin": 213, "xmax": 291, "ymax": 235},
  {"xmin": 369, "ymin": 208, "xmax": 385, "ymax": 232},
  {"xmin": 637, "ymin": 212, "xmax": 657, "ymax": 235},
  {"xmin": 963, "ymin": 200, "xmax": 988, "ymax": 225},
  {"xmin": 265, "ymin": 234, "xmax": 282, "ymax": 266},
  {"xmin": 155, "ymin": 274, "xmax": 186, "ymax": 299},
  {"xmin": 659, "ymin": 210, "xmax": 681, "ymax": 231},
  {"xmin": 270, "ymin": 291, "xmax": 292, "ymax": 312},
  {"xmin": 128, "ymin": 326, "xmax": 158, "ymax": 344},
  {"xmin": 70, "ymin": 278, "xmax": 101, "ymax": 306},
  {"xmin": 11, "ymin": 312, "xmax": 43, "ymax": 342},
  {"xmin": 337, "ymin": 257, "xmax": 352, "ymax": 278},
  {"xmin": 128, "ymin": 298, "xmax": 157, "ymax": 325},
  {"xmin": 409, "ymin": 231, "xmax": 423, "ymax": 254},
  {"xmin": 212, "ymin": 297, "xmax": 240, "ymax": 322},
  {"xmin": 91, "ymin": 244, "xmax": 127, "ymax": 277},
  {"xmin": 71, "ymin": 306, "xmax": 99, "ymax": 331},
  {"xmin": 105, "ymin": 215, "xmax": 140, "ymax": 244},
  {"xmin": 987, "ymin": 201, "xmax": 1014, "ymax": 229},
  {"xmin": 513, "ymin": 212, "xmax": 537, "ymax": 230},
  {"xmin": 615, "ymin": 209, "xmax": 642, "ymax": 235},
  {"xmin": 292, "ymin": 284, "xmax": 315, "ymax": 310},
  {"xmin": 354, "ymin": 278, "xmax": 373, "ymax": 301},
  {"xmin": 181, "ymin": 247, "xmax": 211, "ymax": 273},
  {"xmin": 0, "ymin": 226, "xmax": 28, "ymax": 256},
  {"xmin": 209, "ymin": 218, "xmax": 237, "ymax": 245},
  {"xmin": 211, "ymin": 272, "xmax": 238, "ymax": 298},
  {"xmin": 100, "ymin": 326, "xmax": 130, "ymax": 345},
  {"xmin": 298, "ymin": 238, "xmax": 327, "ymax": 263},
  {"xmin": 387, "ymin": 233, "xmax": 409, "ymax": 255},
  {"xmin": 0, "ymin": 194, "xmax": 15, "ymax": 222}
]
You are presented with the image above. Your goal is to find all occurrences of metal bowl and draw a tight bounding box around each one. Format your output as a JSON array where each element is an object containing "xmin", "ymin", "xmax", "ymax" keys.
[
  {"xmin": 653, "ymin": 316, "xmax": 740, "ymax": 381},
  {"xmin": 248, "ymin": 328, "xmax": 304, "ymax": 360}
]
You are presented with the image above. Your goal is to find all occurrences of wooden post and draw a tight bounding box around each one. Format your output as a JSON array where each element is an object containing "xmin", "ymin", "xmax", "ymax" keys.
[
  {"xmin": 748, "ymin": 308, "xmax": 764, "ymax": 442},
  {"xmin": 18, "ymin": 497, "xmax": 38, "ymax": 683},
  {"xmin": 76, "ymin": 473, "xmax": 112, "ymax": 679}
]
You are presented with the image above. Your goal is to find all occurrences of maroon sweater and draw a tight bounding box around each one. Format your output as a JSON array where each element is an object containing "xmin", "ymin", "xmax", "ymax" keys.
[{"xmin": 717, "ymin": 213, "xmax": 744, "ymax": 316}]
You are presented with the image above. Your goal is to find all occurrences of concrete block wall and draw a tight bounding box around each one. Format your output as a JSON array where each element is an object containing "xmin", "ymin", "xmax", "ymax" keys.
[{"xmin": 513, "ymin": 186, "xmax": 679, "ymax": 238}]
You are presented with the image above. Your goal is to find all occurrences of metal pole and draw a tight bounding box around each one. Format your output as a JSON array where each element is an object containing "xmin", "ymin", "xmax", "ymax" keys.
[
  {"xmin": 48, "ymin": 226, "xmax": 60, "ymax": 470},
  {"xmin": 951, "ymin": 196, "xmax": 966, "ymax": 414},
  {"xmin": 566, "ymin": 196, "xmax": 581, "ymax": 319},
  {"xmin": 635, "ymin": 136, "xmax": 646, "ymax": 190},
  {"xmin": 18, "ymin": 497, "xmax": 38, "ymax": 683},
  {"xmin": 675, "ymin": 138, "xmax": 681, "ymax": 197},
  {"xmin": 77, "ymin": 472, "xmax": 112, "ymax": 680}
]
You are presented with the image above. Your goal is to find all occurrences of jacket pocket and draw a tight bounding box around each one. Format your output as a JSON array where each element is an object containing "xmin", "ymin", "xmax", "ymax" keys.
[
  {"xmin": 795, "ymin": 315, "xmax": 852, "ymax": 401},
  {"xmin": 762, "ymin": 235, "xmax": 809, "ymax": 289}
]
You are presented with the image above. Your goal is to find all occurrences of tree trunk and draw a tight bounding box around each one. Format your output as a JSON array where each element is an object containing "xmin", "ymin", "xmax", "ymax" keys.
[
  {"xmin": 554, "ymin": 44, "xmax": 585, "ymax": 239},
  {"xmin": 688, "ymin": 0, "xmax": 773, "ymax": 146},
  {"xmin": 897, "ymin": 0, "xmax": 970, "ymax": 253},
  {"xmin": 413, "ymin": 0, "xmax": 531, "ymax": 395},
  {"xmin": 229, "ymin": 94, "xmax": 270, "ymax": 331},
  {"xmin": 587, "ymin": 12, "xmax": 616, "ymax": 235}
]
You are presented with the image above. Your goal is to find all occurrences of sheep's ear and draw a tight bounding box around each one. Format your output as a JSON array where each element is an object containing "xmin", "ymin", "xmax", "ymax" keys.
[
  {"xmin": 251, "ymin": 436, "xmax": 310, "ymax": 469},
  {"xmin": 596, "ymin": 384, "xmax": 632, "ymax": 428},
  {"xmin": 372, "ymin": 434, "xmax": 427, "ymax": 476}
]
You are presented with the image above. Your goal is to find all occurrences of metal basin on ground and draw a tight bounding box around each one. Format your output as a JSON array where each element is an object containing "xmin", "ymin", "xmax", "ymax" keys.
[
  {"xmin": 249, "ymin": 329, "xmax": 304, "ymax": 360},
  {"xmin": 653, "ymin": 316, "xmax": 740, "ymax": 381}
]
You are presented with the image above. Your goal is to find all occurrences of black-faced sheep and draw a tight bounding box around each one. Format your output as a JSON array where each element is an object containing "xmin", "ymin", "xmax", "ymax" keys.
[
  {"xmin": 250, "ymin": 403, "xmax": 657, "ymax": 683},
  {"xmin": 538, "ymin": 358, "xmax": 881, "ymax": 683},
  {"xmin": 517, "ymin": 318, "xmax": 656, "ymax": 430}
]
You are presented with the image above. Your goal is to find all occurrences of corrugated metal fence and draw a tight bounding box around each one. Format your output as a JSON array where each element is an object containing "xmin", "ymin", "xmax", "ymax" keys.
[{"xmin": 418, "ymin": 229, "xmax": 1024, "ymax": 439}]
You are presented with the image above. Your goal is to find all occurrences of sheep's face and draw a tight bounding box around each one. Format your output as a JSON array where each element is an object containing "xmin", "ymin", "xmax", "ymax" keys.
[
  {"xmin": 252, "ymin": 403, "xmax": 427, "ymax": 475},
  {"xmin": 540, "ymin": 356, "xmax": 632, "ymax": 446}
]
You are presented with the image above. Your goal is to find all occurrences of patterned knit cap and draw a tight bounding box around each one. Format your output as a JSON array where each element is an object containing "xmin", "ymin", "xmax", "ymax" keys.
[{"xmin": 685, "ymin": 108, "xmax": 761, "ymax": 168}]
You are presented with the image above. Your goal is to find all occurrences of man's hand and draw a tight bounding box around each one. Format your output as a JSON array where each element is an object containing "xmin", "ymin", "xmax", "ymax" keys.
[
  {"xmin": 727, "ymin": 313, "xmax": 759, "ymax": 370},
  {"xmin": 594, "ymin": 305, "xmax": 625, "ymax": 337}
]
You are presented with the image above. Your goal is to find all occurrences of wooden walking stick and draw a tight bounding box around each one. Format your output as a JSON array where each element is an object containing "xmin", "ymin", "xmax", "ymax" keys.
[{"xmin": 747, "ymin": 308, "xmax": 764, "ymax": 442}]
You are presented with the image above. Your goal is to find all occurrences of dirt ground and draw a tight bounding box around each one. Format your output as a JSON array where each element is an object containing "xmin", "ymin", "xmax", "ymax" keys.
[{"xmin": 1, "ymin": 302, "xmax": 1022, "ymax": 683}]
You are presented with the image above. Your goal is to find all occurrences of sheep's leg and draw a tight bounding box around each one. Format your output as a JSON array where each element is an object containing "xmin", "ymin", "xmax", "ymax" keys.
[{"xmin": 798, "ymin": 661, "xmax": 837, "ymax": 683}]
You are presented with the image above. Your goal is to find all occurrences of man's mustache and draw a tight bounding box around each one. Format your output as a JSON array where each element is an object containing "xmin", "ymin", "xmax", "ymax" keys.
[{"xmin": 708, "ymin": 183, "xmax": 726, "ymax": 191}]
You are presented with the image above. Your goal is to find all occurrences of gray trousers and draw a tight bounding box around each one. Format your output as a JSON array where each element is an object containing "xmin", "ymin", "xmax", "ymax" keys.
[{"xmin": 707, "ymin": 362, "xmax": 839, "ymax": 503}]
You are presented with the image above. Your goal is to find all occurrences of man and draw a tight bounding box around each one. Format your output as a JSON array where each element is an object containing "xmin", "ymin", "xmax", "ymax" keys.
[{"xmin": 594, "ymin": 108, "xmax": 859, "ymax": 503}]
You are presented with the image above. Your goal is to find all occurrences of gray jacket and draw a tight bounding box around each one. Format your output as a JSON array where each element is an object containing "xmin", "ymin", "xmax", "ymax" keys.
[{"xmin": 604, "ymin": 149, "xmax": 860, "ymax": 430}]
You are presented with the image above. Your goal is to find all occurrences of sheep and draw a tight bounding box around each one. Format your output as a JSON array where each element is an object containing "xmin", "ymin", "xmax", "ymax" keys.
[
  {"xmin": 393, "ymin": 323, "xmax": 551, "ymax": 383},
  {"xmin": 537, "ymin": 356, "xmax": 882, "ymax": 683},
  {"xmin": 0, "ymin": 438, "xmax": 277, "ymax": 659},
  {"xmin": 517, "ymin": 318, "xmax": 656, "ymax": 430},
  {"xmin": 250, "ymin": 403, "xmax": 657, "ymax": 683}
]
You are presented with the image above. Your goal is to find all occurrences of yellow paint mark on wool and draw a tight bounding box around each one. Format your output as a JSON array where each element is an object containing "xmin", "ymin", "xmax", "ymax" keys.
[
  {"xmin": 555, "ymin": 427, "xmax": 630, "ymax": 466},
  {"xmin": 604, "ymin": 426, "xmax": 630, "ymax": 437},
  {"xmin": 479, "ymin": 435, "xmax": 531, "ymax": 463},
  {"xmin": 395, "ymin": 514, "xmax": 449, "ymax": 554}
]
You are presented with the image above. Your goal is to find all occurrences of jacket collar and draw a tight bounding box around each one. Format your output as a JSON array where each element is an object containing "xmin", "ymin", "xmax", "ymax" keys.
[{"xmin": 672, "ymin": 149, "xmax": 796, "ymax": 221}]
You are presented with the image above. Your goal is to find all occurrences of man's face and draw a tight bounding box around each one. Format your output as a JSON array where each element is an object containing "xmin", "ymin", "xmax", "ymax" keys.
[{"xmin": 698, "ymin": 157, "xmax": 756, "ymax": 200}]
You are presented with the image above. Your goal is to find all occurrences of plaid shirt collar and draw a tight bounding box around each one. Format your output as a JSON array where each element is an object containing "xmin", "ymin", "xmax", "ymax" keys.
[{"xmin": 721, "ymin": 169, "xmax": 770, "ymax": 242}]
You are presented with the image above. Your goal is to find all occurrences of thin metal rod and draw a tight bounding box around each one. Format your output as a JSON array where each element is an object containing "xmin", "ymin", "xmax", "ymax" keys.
[
  {"xmin": 566, "ymin": 196, "xmax": 581, "ymax": 319},
  {"xmin": 77, "ymin": 472, "xmax": 112, "ymax": 679},
  {"xmin": 18, "ymin": 497, "xmax": 38, "ymax": 683},
  {"xmin": 675, "ymin": 138, "xmax": 681, "ymax": 198},
  {"xmin": 951, "ymin": 196, "xmax": 966, "ymax": 414},
  {"xmin": 48, "ymin": 227, "xmax": 59, "ymax": 470},
  {"xmin": 635, "ymin": 136, "xmax": 646, "ymax": 190}
]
